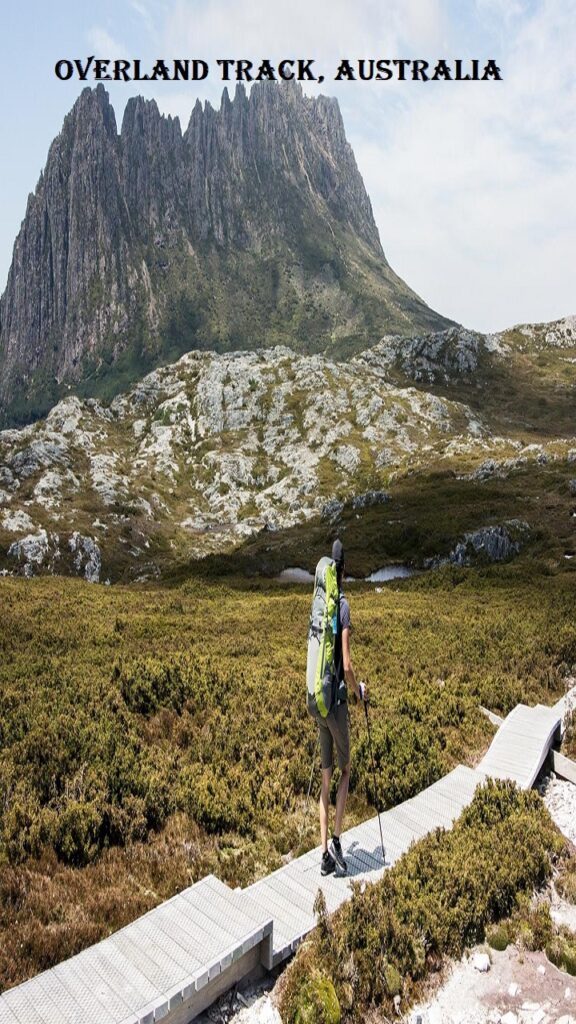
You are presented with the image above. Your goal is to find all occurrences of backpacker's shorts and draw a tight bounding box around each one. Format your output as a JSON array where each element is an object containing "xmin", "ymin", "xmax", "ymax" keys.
[{"xmin": 311, "ymin": 702, "xmax": 350, "ymax": 771}]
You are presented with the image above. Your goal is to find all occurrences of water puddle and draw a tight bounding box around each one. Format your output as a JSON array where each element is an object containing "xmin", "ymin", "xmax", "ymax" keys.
[
  {"xmin": 276, "ymin": 567, "xmax": 315, "ymax": 583},
  {"xmin": 365, "ymin": 565, "xmax": 416, "ymax": 582},
  {"xmin": 275, "ymin": 565, "xmax": 416, "ymax": 583}
]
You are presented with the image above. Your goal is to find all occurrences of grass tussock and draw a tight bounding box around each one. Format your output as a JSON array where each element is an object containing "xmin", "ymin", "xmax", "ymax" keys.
[
  {"xmin": 556, "ymin": 854, "xmax": 576, "ymax": 905},
  {"xmin": 562, "ymin": 707, "xmax": 576, "ymax": 760}
]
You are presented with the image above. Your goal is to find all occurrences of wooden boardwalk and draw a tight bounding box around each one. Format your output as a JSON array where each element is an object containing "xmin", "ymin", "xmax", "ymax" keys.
[
  {"xmin": 477, "ymin": 702, "xmax": 562, "ymax": 788},
  {"xmin": 245, "ymin": 762, "xmax": 484, "ymax": 969},
  {"xmin": 0, "ymin": 691, "xmax": 572, "ymax": 1024}
]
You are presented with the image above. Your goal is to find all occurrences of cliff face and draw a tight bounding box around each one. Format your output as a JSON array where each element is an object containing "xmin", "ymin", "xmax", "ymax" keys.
[{"xmin": 0, "ymin": 82, "xmax": 453, "ymax": 427}]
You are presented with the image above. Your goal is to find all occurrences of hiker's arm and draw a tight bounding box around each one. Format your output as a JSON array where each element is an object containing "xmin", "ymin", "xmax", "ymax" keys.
[{"xmin": 342, "ymin": 627, "xmax": 364, "ymax": 699}]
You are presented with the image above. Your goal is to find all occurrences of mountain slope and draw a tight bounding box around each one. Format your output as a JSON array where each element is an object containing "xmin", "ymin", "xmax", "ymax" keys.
[
  {"xmin": 0, "ymin": 317, "xmax": 574, "ymax": 582},
  {"xmin": 0, "ymin": 82, "xmax": 453, "ymax": 428}
]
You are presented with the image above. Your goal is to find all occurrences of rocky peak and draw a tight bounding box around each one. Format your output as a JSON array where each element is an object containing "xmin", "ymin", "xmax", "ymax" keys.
[{"xmin": 0, "ymin": 83, "xmax": 453, "ymax": 429}]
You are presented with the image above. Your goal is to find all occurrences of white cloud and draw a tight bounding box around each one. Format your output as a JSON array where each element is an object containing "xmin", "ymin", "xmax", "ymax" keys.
[
  {"xmin": 162, "ymin": 0, "xmax": 402, "ymax": 72},
  {"xmin": 130, "ymin": 0, "xmax": 156, "ymax": 35},
  {"xmin": 86, "ymin": 27, "xmax": 129, "ymax": 60},
  {"xmin": 349, "ymin": 0, "xmax": 576, "ymax": 330}
]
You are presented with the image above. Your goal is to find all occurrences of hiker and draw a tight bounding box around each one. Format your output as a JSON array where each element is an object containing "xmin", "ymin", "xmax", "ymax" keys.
[{"xmin": 310, "ymin": 539, "xmax": 367, "ymax": 876}]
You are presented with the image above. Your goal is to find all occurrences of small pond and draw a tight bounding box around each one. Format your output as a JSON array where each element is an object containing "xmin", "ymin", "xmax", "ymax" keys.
[
  {"xmin": 276, "ymin": 567, "xmax": 316, "ymax": 583},
  {"xmin": 365, "ymin": 565, "xmax": 416, "ymax": 582},
  {"xmin": 276, "ymin": 565, "xmax": 417, "ymax": 584}
]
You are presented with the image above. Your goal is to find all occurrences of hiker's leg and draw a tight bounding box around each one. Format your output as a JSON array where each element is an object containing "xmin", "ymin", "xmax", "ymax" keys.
[
  {"xmin": 332, "ymin": 703, "xmax": 351, "ymax": 837},
  {"xmin": 334, "ymin": 760, "xmax": 350, "ymax": 837},
  {"xmin": 320, "ymin": 766, "xmax": 332, "ymax": 851}
]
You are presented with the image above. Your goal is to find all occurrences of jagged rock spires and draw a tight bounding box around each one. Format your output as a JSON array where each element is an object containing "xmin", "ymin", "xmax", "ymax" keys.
[{"xmin": 0, "ymin": 82, "xmax": 453, "ymax": 428}]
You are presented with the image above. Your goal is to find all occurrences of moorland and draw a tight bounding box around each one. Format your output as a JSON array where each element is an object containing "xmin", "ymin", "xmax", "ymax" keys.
[{"xmin": 1, "ymin": 548, "xmax": 575, "ymax": 992}]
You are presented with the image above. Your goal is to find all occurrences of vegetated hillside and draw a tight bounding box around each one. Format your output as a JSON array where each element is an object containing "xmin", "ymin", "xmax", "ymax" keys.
[
  {"xmin": 0, "ymin": 566, "xmax": 574, "ymax": 990},
  {"xmin": 361, "ymin": 314, "xmax": 576, "ymax": 438},
  {"xmin": 0, "ymin": 316, "xmax": 575, "ymax": 583},
  {"xmin": 0, "ymin": 82, "xmax": 452, "ymax": 428}
]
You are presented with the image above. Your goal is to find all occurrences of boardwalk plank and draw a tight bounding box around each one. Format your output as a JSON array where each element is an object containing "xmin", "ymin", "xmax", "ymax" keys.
[{"xmin": 54, "ymin": 960, "xmax": 133, "ymax": 1023}]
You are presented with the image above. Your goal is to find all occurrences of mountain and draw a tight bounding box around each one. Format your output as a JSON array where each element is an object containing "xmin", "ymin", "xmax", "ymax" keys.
[
  {"xmin": 1, "ymin": 316, "xmax": 574, "ymax": 582},
  {"xmin": 0, "ymin": 82, "xmax": 453, "ymax": 428}
]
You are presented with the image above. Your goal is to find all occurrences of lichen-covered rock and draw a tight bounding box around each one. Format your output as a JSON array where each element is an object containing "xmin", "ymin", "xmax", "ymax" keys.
[
  {"xmin": 331, "ymin": 445, "xmax": 360, "ymax": 474},
  {"xmin": 9, "ymin": 440, "xmax": 69, "ymax": 479},
  {"xmin": 7, "ymin": 529, "xmax": 59, "ymax": 576},
  {"xmin": 352, "ymin": 490, "xmax": 390, "ymax": 510},
  {"xmin": 426, "ymin": 522, "xmax": 530, "ymax": 569},
  {"xmin": 321, "ymin": 499, "xmax": 344, "ymax": 522},
  {"xmin": 355, "ymin": 326, "xmax": 485, "ymax": 384},
  {"xmin": 1, "ymin": 509, "xmax": 35, "ymax": 533},
  {"xmin": 33, "ymin": 469, "xmax": 80, "ymax": 508},
  {"xmin": 68, "ymin": 533, "xmax": 102, "ymax": 583}
]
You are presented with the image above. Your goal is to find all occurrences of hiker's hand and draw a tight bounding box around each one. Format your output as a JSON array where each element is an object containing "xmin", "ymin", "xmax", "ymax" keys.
[{"xmin": 358, "ymin": 682, "xmax": 368, "ymax": 703}]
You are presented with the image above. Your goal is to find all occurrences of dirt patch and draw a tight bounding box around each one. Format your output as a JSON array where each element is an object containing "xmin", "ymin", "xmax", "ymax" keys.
[{"xmin": 409, "ymin": 945, "xmax": 574, "ymax": 1024}]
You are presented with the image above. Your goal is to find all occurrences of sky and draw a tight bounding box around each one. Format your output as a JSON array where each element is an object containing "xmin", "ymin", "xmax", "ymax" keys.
[{"xmin": 1, "ymin": 0, "xmax": 575, "ymax": 333}]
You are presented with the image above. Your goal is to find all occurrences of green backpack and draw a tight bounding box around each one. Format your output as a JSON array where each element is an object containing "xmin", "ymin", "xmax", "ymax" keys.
[{"xmin": 306, "ymin": 556, "xmax": 340, "ymax": 718}]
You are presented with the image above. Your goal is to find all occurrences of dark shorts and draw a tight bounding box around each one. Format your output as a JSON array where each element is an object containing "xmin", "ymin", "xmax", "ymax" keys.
[{"xmin": 310, "ymin": 702, "xmax": 350, "ymax": 771}]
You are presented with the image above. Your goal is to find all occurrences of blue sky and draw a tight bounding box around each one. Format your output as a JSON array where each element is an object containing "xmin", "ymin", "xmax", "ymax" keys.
[{"xmin": 1, "ymin": 0, "xmax": 574, "ymax": 332}]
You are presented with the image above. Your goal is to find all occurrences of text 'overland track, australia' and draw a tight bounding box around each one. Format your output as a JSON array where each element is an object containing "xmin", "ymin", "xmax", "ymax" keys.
[{"xmin": 54, "ymin": 56, "xmax": 503, "ymax": 82}]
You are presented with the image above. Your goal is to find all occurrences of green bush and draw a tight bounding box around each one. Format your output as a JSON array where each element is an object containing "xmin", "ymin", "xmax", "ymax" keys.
[
  {"xmin": 486, "ymin": 923, "xmax": 510, "ymax": 951},
  {"xmin": 383, "ymin": 962, "xmax": 402, "ymax": 996},
  {"xmin": 511, "ymin": 902, "xmax": 554, "ymax": 952},
  {"xmin": 54, "ymin": 800, "xmax": 102, "ymax": 867},
  {"xmin": 294, "ymin": 972, "xmax": 341, "ymax": 1024},
  {"xmin": 546, "ymin": 932, "xmax": 576, "ymax": 975},
  {"xmin": 556, "ymin": 855, "xmax": 576, "ymax": 904}
]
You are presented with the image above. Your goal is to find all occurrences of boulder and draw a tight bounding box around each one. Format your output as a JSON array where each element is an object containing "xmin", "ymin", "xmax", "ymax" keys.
[
  {"xmin": 426, "ymin": 522, "xmax": 530, "ymax": 569},
  {"xmin": 68, "ymin": 533, "xmax": 102, "ymax": 583},
  {"xmin": 351, "ymin": 490, "xmax": 390, "ymax": 510},
  {"xmin": 472, "ymin": 952, "xmax": 491, "ymax": 972},
  {"xmin": 8, "ymin": 529, "xmax": 59, "ymax": 576}
]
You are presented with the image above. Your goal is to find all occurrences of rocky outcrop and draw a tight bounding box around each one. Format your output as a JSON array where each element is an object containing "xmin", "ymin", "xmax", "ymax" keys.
[
  {"xmin": 351, "ymin": 490, "xmax": 390, "ymax": 509},
  {"xmin": 69, "ymin": 532, "xmax": 102, "ymax": 583},
  {"xmin": 512, "ymin": 314, "xmax": 576, "ymax": 349},
  {"xmin": 6, "ymin": 525, "xmax": 101, "ymax": 581},
  {"xmin": 426, "ymin": 522, "xmax": 531, "ymax": 569},
  {"xmin": 354, "ymin": 316, "xmax": 576, "ymax": 399},
  {"xmin": 355, "ymin": 326, "xmax": 487, "ymax": 384},
  {"xmin": 0, "ymin": 343, "xmax": 494, "ymax": 578},
  {"xmin": 0, "ymin": 83, "xmax": 453, "ymax": 428},
  {"xmin": 8, "ymin": 529, "xmax": 60, "ymax": 577},
  {"xmin": 1, "ymin": 333, "xmax": 571, "ymax": 582}
]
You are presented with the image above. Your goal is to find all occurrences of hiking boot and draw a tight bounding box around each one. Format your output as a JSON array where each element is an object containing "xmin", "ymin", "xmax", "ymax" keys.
[
  {"xmin": 329, "ymin": 836, "xmax": 347, "ymax": 874},
  {"xmin": 320, "ymin": 850, "xmax": 336, "ymax": 876}
]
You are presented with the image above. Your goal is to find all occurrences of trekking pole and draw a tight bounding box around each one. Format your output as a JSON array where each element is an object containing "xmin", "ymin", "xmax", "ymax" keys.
[
  {"xmin": 363, "ymin": 698, "xmax": 386, "ymax": 864},
  {"xmin": 299, "ymin": 733, "xmax": 320, "ymax": 838}
]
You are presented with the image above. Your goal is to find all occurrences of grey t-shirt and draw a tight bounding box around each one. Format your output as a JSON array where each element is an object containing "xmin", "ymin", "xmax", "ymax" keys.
[{"xmin": 335, "ymin": 593, "xmax": 351, "ymax": 703}]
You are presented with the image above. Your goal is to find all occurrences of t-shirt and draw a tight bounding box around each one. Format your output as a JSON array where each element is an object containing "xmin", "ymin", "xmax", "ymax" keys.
[{"xmin": 334, "ymin": 593, "xmax": 351, "ymax": 703}]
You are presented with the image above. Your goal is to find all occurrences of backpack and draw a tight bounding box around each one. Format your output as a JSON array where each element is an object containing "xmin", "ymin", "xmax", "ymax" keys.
[{"xmin": 306, "ymin": 556, "xmax": 340, "ymax": 718}]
